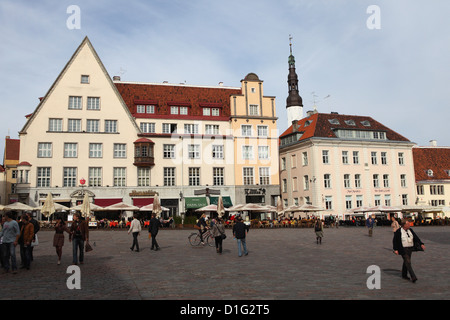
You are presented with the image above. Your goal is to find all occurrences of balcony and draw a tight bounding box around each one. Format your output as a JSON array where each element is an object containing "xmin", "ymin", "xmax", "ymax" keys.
[{"xmin": 134, "ymin": 138, "xmax": 155, "ymax": 167}]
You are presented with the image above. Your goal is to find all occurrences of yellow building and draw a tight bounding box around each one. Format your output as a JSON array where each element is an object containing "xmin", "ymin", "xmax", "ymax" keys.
[{"xmin": 230, "ymin": 73, "xmax": 280, "ymax": 206}]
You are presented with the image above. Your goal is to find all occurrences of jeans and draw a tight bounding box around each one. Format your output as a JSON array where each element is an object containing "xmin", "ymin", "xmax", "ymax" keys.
[
  {"xmin": 236, "ymin": 238, "xmax": 248, "ymax": 257},
  {"xmin": 131, "ymin": 232, "xmax": 139, "ymax": 251},
  {"xmin": 3, "ymin": 243, "xmax": 18, "ymax": 271},
  {"xmin": 72, "ymin": 237, "xmax": 84, "ymax": 264}
]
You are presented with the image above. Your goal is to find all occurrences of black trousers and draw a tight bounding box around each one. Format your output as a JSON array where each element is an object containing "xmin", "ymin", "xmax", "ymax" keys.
[
  {"xmin": 401, "ymin": 247, "xmax": 417, "ymax": 279},
  {"xmin": 131, "ymin": 232, "xmax": 139, "ymax": 251},
  {"xmin": 151, "ymin": 232, "xmax": 159, "ymax": 249},
  {"xmin": 214, "ymin": 236, "xmax": 223, "ymax": 253}
]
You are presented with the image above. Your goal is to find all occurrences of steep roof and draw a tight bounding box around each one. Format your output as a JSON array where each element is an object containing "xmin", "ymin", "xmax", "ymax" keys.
[
  {"xmin": 280, "ymin": 112, "xmax": 411, "ymax": 143},
  {"xmin": 413, "ymin": 147, "xmax": 450, "ymax": 181},
  {"xmin": 4, "ymin": 138, "xmax": 20, "ymax": 161},
  {"xmin": 114, "ymin": 81, "xmax": 241, "ymax": 121}
]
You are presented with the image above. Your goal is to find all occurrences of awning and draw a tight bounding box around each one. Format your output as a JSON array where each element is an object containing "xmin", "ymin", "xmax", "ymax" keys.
[
  {"xmin": 132, "ymin": 198, "xmax": 154, "ymax": 208},
  {"xmin": 184, "ymin": 197, "xmax": 208, "ymax": 209},
  {"xmin": 94, "ymin": 198, "xmax": 122, "ymax": 207},
  {"xmin": 209, "ymin": 196, "xmax": 233, "ymax": 208}
]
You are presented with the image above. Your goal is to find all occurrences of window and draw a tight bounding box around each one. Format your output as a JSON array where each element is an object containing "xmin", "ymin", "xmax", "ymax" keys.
[
  {"xmin": 68, "ymin": 119, "xmax": 81, "ymax": 132},
  {"xmin": 211, "ymin": 108, "xmax": 220, "ymax": 116},
  {"xmin": 37, "ymin": 167, "xmax": 51, "ymax": 187},
  {"xmin": 427, "ymin": 169, "xmax": 434, "ymax": 177},
  {"xmin": 355, "ymin": 174, "xmax": 361, "ymax": 188},
  {"xmin": 188, "ymin": 145, "xmax": 200, "ymax": 159},
  {"xmin": 241, "ymin": 125, "xmax": 252, "ymax": 136},
  {"xmin": 137, "ymin": 105, "xmax": 155, "ymax": 114},
  {"xmin": 385, "ymin": 194, "xmax": 391, "ymax": 206},
  {"xmin": 373, "ymin": 174, "xmax": 379, "ymax": 188},
  {"xmin": 87, "ymin": 119, "xmax": 99, "ymax": 132},
  {"xmin": 400, "ymin": 174, "xmax": 407, "ymax": 187},
  {"xmin": 342, "ymin": 151, "xmax": 349, "ymax": 164},
  {"xmin": 105, "ymin": 120, "xmax": 117, "ymax": 133},
  {"xmin": 259, "ymin": 167, "xmax": 270, "ymax": 185},
  {"xmin": 87, "ymin": 97, "xmax": 100, "ymax": 110},
  {"xmin": 205, "ymin": 125, "xmax": 219, "ymax": 135},
  {"xmin": 302, "ymin": 152, "xmax": 308, "ymax": 166},
  {"xmin": 63, "ymin": 167, "xmax": 77, "ymax": 187},
  {"xmin": 89, "ymin": 167, "xmax": 102, "ymax": 187},
  {"xmin": 242, "ymin": 146, "xmax": 253, "ymax": 160},
  {"xmin": 249, "ymin": 104, "xmax": 259, "ymax": 116},
  {"xmin": 430, "ymin": 185, "xmax": 444, "ymax": 195},
  {"xmin": 81, "ymin": 75, "xmax": 90, "ymax": 84},
  {"xmin": 374, "ymin": 195, "xmax": 381, "ymax": 206},
  {"xmin": 213, "ymin": 167, "xmax": 224, "ymax": 186},
  {"xmin": 180, "ymin": 106, "xmax": 188, "ymax": 115},
  {"xmin": 303, "ymin": 175, "xmax": 309, "ymax": 190},
  {"xmin": 170, "ymin": 106, "xmax": 178, "ymax": 115},
  {"xmin": 328, "ymin": 119, "xmax": 340, "ymax": 125},
  {"xmin": 170, "ymin": 106, "xmax": 188, "ymax": 115},
  {"xmin": 49, "ymin": 118, "xmax": 62, "ymax": 132},
  {"xmin": 345, "ymin": 196, "xmax": 352, "ymax": 209},
  {"xmin": 138, "ymin": 168, "xmax": 150, "ymax": 187},
  {"xmin": 324, "ymin": 174, "xmax": 331, "ymax": 189},
  {"xmin": 164, "ymin": 168, "xmax": 176, "ymax": 186},
  {"xmin": 356, "ymin": 195, "xmax": 363, "ymax": 208},
  {"xmin": 69, "ymin": 96, "xmax": 82, "ymax": 110},
  {"xmin": 325, "ymin": 196, "xmax": 333, "ymax": 210},
  {"xmin": 402, "ymin": 194, "xmax": 408, "ymax": 206},
  {"xmin": 281, "ymin": 157, "xmax": 286, "ymax": 170},
  {"xmin": 184, "ymin": 124, "xmax": 199, "ymax": 134},
  {"xmin": 371, "ymin": 152, "xmax": 377, "ymax": 165},
  {"xmin": 38, "ymin": 143, "xmax": 52, "ymax": 158},
  {"xmin": 291, "ymin": 154, "xmax": 296, "ymax": 167},
  {"xmin": 89, "ymin": 143, "xmax": 103, "ymax": 158},
  {"xmin": 282, "ymin": 178, "xmax": 287, "ymax": 193},
  {"xmin": 203, "ymin": 108, "xmax": 210, "ymax": 116},
  {"xmin": 258, "ymin": 146, "xmax": 269, "ymax": 160},
  {"xmin": 344, "ymin": 174, "xmax": 351, "ymax": 188},
  {"xmin": 163, "ymin": 144, "xmax": 175, "ymax": 159},
  {"xmin": 64, "ymin": 143, "xmax": 78, "ymax": 158},
  {"xmin": 398, "ymin": 152, "xmax": 405, "ymax": 165},
  {"xmin": 114, "ymin": 144, "xmax": 126, "ymax": 158},
  {"xmin": 257, "ymin": 125, "xmax": 268, "ymax": 137},
  {"xmin": 162, "ymin": 123, "xmax": 177, "ymax": 134},
  {"xmin": 417, "ymin": 185, "xmax": 424, "ymax": 195},
  {"xmin": 292, "ymin": 177, "xmax": 298, "ymax": 192},
  {"xmin": 381, "ymin": 152, "xmax": 387, "ymax": 165},
  {"xmin": 140, "ymin": 122, "xmax": 155, "ymax": 133},
  {"xmin": 353, "ymin": 151, "xmax": 359, "ymax": 164},
  {"xmin": 243, "ymin": 168, "xmax": 254, "ymax": 185},
  {"xmin": 189, "ymin": 168, "xmax": 200, "ymax": 186},
  {"xmin": 113, "ymin": 168, "xmax": 126, "ymax": 187},
  {"xmin": 212, "ymin": 145, "xmax": 224, "ymax": 159},
  {"xmin": 322, "ymin": 150, "xmax": 329, "ymax": 164},
  {"xmin": 383, "ymin": 174, "xmax": 389, "ymax": 188}
]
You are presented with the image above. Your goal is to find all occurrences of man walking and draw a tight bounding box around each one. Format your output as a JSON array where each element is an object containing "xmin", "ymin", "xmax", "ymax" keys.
[
  {"xmin": 0, "ymin": 212, "xmax": 21, "ymax": 274},
  {"xmin": 149, "ymin": 213, "xmax": 161, "ymax": 251},
  {"xmin": 69, "ymin": 213, "xmax": 89, "ymax": 265},
  {"xmin": 393, "ymin": 219, "xmax": 425, "ymax": 283},
  {"xmin": 366, "ymin": 215, "xmax": 375, "ymax": 237},
  {"xmin": 128, "ymin": 214, "xmax": 141, "ymax": 252},
  {"xmin": 232, "ymin": 216, "xmax": 249, "ymax": 257}
]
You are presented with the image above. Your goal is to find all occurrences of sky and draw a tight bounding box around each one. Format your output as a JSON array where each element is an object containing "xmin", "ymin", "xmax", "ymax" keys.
[{"xmin": 1, "ymin": 0, "xmax": 449, "ymax": 160}]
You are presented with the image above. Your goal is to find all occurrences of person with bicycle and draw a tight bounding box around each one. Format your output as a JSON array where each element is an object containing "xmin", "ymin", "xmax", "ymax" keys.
[{"xmin": 196, "ymin": 214, "xmax": 209, "ymax": 245}]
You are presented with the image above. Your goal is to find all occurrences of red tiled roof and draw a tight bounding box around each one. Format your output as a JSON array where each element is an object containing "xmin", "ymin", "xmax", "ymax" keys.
[
  {"xmin": 280, "ymin": 113, "xmax": 410, "ymax": 143},
  {"xmin": 114, "ymin": 82, "xmax": 241, "ymax": 121},
  {"xmin": 413, "ymin": 147, "xmax": 450, "ymax": 181},
  {"xmin": 4, "ymin": 138, "xmax": 20, "ymax": 161}
]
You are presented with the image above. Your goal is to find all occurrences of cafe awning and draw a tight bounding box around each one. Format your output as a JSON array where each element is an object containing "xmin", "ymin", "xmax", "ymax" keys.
[
  {"xmin": 184, "ymin": 197, "xmax": 208, "ymax": 209},
  {"xmin": 209, "ymin": 196, "xmax": 233, "ymax": 208}
]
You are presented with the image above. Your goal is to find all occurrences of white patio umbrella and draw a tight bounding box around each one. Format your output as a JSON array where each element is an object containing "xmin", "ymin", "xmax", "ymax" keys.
[
  {"xmin": 276, "ymin": 196, "xmax": 285, "ymax": 217},
  {"xmin": 367, "ymin": 205, "xmax": 401, "ymax": 212},
  {"xmin": 80, "ymin": 193, "xmax": 91, "ymax": 219},
  {"xmin": 196, "ymin": 204, "xmax": 218, "ymax": 212},
  {"xmin": 0, "ymin": 204, "xmax": 5, "ymax": 211},
  {"xmin": 139, "ymin": 203, "xmax": 170, "ymax": 212},
  {"xmin": 104, "ymin": 202, "xmax": 140, "ymax": 220},
  {"xmin": 152, "ymin": 194, "xmax": 162, "ymax": 216},
  {"xmin": 36, "ymin": 202, "xmax": 70, "ymax": 211},
  {"xmin": 4, "ymin": 202, "xmax": 35, "ymax": 211},
  {"xmin": 71, "ymin": 203, "xmax": 105, "ymax": 212},
  {"xmin": 217, "ymin": 195, "xmax": 225, "ymax": 218},
  {"xmin": 41, "ymin": 193, "xmax": 56, "ymax": 220}
]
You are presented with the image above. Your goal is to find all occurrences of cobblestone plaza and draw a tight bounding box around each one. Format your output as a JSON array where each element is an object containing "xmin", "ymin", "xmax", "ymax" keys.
[{"xmin": 1, "ymin": 226, "xmax": 449, "ymax": 301}]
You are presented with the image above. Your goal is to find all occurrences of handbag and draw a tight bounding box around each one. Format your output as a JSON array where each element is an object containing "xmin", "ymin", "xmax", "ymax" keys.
[
  {"xmin": 31, "ymin": 234, "xmax": 39, "ymax": 247},
  {"xmin": 218, "ymin": 227, "xmax": 226, "ymax": 240},
  {"xmin": 85, "ymin": 241, "xmax": 93, "ymax": 252}
]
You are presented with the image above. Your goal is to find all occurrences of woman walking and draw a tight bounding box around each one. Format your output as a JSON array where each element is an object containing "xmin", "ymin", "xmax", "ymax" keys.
[
  {"xmin": 211, "ymin": 217, "xmax": 226, "ymax": 254},
  {"xmin": 53, "ymin": 216, "xmax": 70, "ymax": 265},
  {"xmin": 314, "ymin": 218, "xmax": 324, "ymax": 244},
  {"xmin": 128, "ymin": 214, "xmax": 142, "ymax": 252}
]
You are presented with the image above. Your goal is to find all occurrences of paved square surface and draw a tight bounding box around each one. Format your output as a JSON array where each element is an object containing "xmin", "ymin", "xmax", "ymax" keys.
[{"xmin": 1, "ymin": 226, "xmax": 449, "ymax": 300}]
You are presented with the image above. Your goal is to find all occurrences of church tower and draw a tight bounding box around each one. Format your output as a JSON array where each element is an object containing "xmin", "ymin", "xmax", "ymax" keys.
[{"xmin": 286, "ymin": 36, "xmax": 303, "ymax": 125}]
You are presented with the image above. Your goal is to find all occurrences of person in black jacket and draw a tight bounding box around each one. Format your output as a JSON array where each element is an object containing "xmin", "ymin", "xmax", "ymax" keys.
[
  {"xmin": 149, "ymin": 213, "xmax": 162, "ymax": 251},
  {"xmin": 232, "ymin": 216, "xmax": 250, "ymax": 257},
  {"xmin": 393, "ymin": 219, "xmax": 425, "ymax": 283}
]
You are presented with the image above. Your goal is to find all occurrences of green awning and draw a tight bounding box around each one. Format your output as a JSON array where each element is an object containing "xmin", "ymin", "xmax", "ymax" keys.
[
  {"xmin": 210, "ymin": 196, "xmax": 233, "ymax": 208},
  {"xmin": 184, "ymin": 197, "xmax": 208, "ymax": 209}
]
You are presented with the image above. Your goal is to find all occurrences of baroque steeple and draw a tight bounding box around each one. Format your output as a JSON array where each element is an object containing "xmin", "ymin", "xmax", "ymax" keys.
[{"xmin": 286, "ymin": 36, "xmax": 303, "ymax": 124}]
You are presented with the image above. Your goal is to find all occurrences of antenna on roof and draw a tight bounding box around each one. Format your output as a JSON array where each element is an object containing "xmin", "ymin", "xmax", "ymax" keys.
[{"xmin": 311, "ymin": 92, "xmax": 330, "ymax": 111}]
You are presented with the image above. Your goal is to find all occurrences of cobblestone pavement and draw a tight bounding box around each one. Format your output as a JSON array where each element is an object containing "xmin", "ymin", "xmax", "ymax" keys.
[{"xmin": 1, "ymin": 226, "xmax": 449, "ymax": 300}]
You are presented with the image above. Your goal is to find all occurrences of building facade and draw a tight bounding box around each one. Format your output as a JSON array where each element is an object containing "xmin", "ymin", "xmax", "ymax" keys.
[
  {"xmin": 15, "ymin": 37, "xmax": 280, "ymax": 218},
  {"xmin": 279, "ymin": 111, "xmax": 417, "ymax": 218},
  {"xmin": 1, "ymin": 137, "xmax": 20, "ymax": 205}
]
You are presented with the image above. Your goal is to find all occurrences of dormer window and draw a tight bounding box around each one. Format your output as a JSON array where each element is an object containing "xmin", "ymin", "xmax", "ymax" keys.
[
  {"xmin": 427, "ymin": 169, "xmax": 434, "ymax": 177},
  {"xmin": 361, "ymin": 120, "xmax": 371, "ymax": 127},
  {"xmin": 304, "ymin": 120, "xmax": 313, "ymax": 127},
  {"xmin": 345, "ymin": 120, "xmax": 356, "ymax": 126},
  {"xmin": 328, "ymin": 119, "xmax": 340, "ymax": 125}
]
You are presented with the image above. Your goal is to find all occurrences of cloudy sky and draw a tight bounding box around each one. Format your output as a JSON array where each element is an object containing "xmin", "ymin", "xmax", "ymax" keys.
[{"xmin": 1, "ymin": 0, "xmax": 449, "ymax": 158}]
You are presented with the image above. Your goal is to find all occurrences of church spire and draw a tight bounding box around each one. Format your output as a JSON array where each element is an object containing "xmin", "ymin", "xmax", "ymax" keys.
[{"xmin": 286, "ymin": 35, "xmax": 303, "ymax": 124}]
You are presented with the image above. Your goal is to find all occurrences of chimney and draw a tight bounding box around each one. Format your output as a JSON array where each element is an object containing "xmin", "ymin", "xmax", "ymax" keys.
[
  {"xmin": 113, "ymin": 76, "xmax": 121, "ymax": 81},
  {"xmin": 292, "ymin": 120, "xmax": 299, "ymax": 132},
  {"xmin": 219, "ymin": 82, "xmax": 224, "ymax": 86},
  {"xmin": 429, "ymin": 140, "xmax": 437, "ymax": 147}
]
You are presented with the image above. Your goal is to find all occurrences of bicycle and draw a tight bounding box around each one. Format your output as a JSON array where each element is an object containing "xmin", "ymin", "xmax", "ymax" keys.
[{"xmin": 188, "ymin": 229, "xmax": 214, "ymax": 247}]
